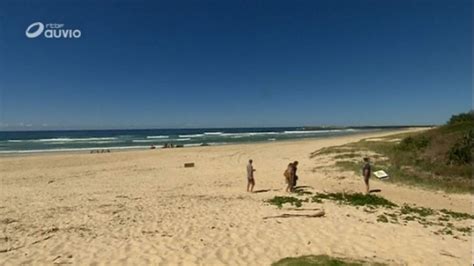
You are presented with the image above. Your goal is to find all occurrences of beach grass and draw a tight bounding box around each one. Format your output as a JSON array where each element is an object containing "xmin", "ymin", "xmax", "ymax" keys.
[
  {"xmin": 313, "ymin": 114, "xmax": 474, "ymax": 193},
  {"xmin": 265, "ymin": 190, "xmax": 472, "ymax": 239},
  {"xmin": 439, "ymin": 209, "xmax": 474, "ymax": 219},
  {"xmin": 400, "ymin": 205, "xmax": 434, "ymax": 217},
  {"xmin": 376, "ymin": 214, "xmax": 389, "ymax": 223}
]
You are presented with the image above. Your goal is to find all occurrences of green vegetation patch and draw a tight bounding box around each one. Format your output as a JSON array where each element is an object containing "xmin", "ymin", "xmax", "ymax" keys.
[
  {"xmin": 272, "ymin": 255, "xmax": 386, "ymax": 266},
  {"xmin": 333, "ymin": 153, "xmax": 361, "ymax": 160},
  {"xmin": 400, "ymin": 205, "xmax": 435, "ymax": 217},
  {"xmin": 435, "ymin": 227, "xmax": 454, "ymax": 235},
  {"xmin": 334, "ymin": 160, "xmax": 360, "ymax": 172},
  {"xmin": 448, "ymin": 112, "xmax": 473, "ymax": 125},
  {"xmin": 383, "ymin": 212, "xmax": 399, "ymax": 223},
  {"xmin": 376, "ymin": 215, "xmax": 389, "ymax": 223},
  {"xmin": 439, "ymin": 209, "xmax": 474, "ymax": 220},
  {"xmin": 310, "ymin": 146, "xmax": 358, "ymax": 157},
  {"xmin": 312, "ymin": 192, "xmax": 397, "ymax": 208},
  {"xmin": 455, "ymin": 226, "xmax": 472, "ymax": 234},
  {"xmin": 397, "ymin": 135, "xmax": 430, "ymax": 151},
  {"xmin": 267, "ymin": 196, "xmax": 304, "ymax": 208},
  {"xmin": 315, "ymin": 112, "xmax": 474, "ymax": 193},
  {"xmin": 447, "ymin": 130, "xmax": 473, "ymax": 165},
  {"xmin": 294, "ymin": 188, "xmax": 313, "ymax": 196},
  {"xmin": 372, "ymin": 203, "xmax": 474, "ymax": 238},
  {"xmin": 314, "ymin": 112, "xmax": 474, "ymax": 193}
]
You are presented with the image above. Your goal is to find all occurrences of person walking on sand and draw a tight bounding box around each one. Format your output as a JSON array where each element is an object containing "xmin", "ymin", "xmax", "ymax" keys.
[
  {"xmin": 362, "ymin": 157, "xmax": 371, "ymax": 194},
  {"xmin": 246, "ymin": 159, "xmax": 256, "ymax": 192}
]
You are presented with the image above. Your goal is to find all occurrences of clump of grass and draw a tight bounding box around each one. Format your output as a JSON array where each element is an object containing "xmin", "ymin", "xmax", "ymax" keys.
[
  {"xmin": 439, "ymin": 209, "xmax": 474, "ymax": 220},
  {"xmin": 435, "ymin": 227, "xmax": 454, "ymax": 235},
  {"xmin": 377, "ymin": 215, "xmax": 389, "ymax": 223},
  {"xmin": 397, "ymin": 204, "xmax": 444, "ymax": 227},
  {"xmin": 310, "ymin": 146, "xmax": 358, "ymax": 158},
  {"xmin": 312, "ymin": 192, "xmax": 397, "ymax": 208},
  {"xmin": 397, "ymin": 135, "xmax": 430, "ymax": 151},
  {"xmin": 383, "ymin": 212, "xmax": 399, "ymax": 223},
  {"xmin": 403, "ymin": 216, "xmax": 416, "ymax": 222},
  {"xmin": 363, "ymin": 206, "xmax": 377, "ymax": 213},
  {"xmin": 334, "ymin": 161, "xmax": 360, "ymax": 172},
  {"xmin": 391, "ymin": 204, "xmax": 473, "ymax": 237},
  {"xmin": 294, "ymin": 188, "xmax": 313, "ymax": 196},
  {"xmin": 400, "ymin": 205, "xmax": 435, "ymax": 217},
  {"xmin": 438, "ymin": 216, "xmax": 450, "ymax": 222},
  {"xmin": 267, "ymin": 196, "xmax": 303, "ymax": 209},
  {"xmin": 272, "ymin": 254, "xmax": 386, "ymax": 266},
  {"xmin": 455, "ymin": 226, "xmax": 472, "ymax": 234},
  {"xmin": 312, "ymin": 197, "xmax": 323, "ymax": 203},
  {"xmin": 334, "ymin": 153, "xmax": 361, "ymax": 160},
  {"xmin": 345, "ymin": 193, "xmax": 397, "ymax": 208}
]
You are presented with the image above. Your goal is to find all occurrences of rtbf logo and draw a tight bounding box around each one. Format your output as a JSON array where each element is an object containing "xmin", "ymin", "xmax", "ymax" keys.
[{"xmin": 25, "ymin": 22, "xmax": 81, "ymax": 39}]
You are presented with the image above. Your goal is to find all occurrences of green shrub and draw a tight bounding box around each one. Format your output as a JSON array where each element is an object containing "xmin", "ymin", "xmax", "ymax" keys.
[
  {"xmin": 397, "ymin": 135, "xmax": 430, "ymax": 151},
  {"xmin": 448, "ymin": 111, "xmax": 474, "ymax": 125},
  {"xmin": 447, "ymin": 130, "xmax": 473, "ymax": 165}
]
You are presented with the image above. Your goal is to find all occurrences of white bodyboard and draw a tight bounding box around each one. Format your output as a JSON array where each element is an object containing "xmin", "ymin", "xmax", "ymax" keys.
[{"xmin": 373, "ymin": 170, "xmax": 389, "ymax": 180}]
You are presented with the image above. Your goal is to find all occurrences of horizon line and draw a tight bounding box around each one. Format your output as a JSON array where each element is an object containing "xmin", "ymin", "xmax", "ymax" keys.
[{"xmin": 0, "ymin": 124, "xmax": 436, "ymax": 132}]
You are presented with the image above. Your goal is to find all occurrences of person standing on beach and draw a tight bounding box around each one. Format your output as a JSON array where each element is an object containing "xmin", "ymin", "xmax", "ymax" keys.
[
  {"xmin": 284, "ymin": 163, "xmax": 293, "ymax": 192},
  {"xmin": 362, "ymin": 157, "xmax": 371, "ymax": 194},
  {"xmin": 247, "ymin": 159, "xmax": 256, "ymax": 192},
  {"xmin": 284, "ymin": 162, "xmax": 298, "ymax": 193},
  {"xmin": 292, "ymin": 161, "xmax": 299, "ymax": 188}
]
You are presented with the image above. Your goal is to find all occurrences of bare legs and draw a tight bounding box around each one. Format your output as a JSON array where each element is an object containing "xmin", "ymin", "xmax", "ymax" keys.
[
  {"xmin": 364, "ymin": 177, "xmax": 370, "ymax": 194},
  {"xmin": 247, "ymin": 179, "xmax": 255, "ymax": 192},
  {"xmin": 285, "ymin": 177, "xmax": 295, "ymax": 193}
]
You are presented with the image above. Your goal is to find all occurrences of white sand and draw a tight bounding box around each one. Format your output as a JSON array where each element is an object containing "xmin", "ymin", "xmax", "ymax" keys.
[{"xmin": 0, "ymin": 128, "xmax": 472, "ymax": 265}]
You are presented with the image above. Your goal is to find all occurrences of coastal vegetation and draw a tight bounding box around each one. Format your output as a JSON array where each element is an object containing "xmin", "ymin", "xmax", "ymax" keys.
[
  {"xmin": 311, "ymin": 192, "xmax": 397, "ymax": 208},
  {"xmin": 267, "ymin": 196, "xmax": 305, "ymax": 208},
  {"xmin": 311, "ymin": 111, "xmax": 474, "ymax": 193},
  {"xmin": 266, "ymin": 191, "xmax": 473, "ymax": 239}
]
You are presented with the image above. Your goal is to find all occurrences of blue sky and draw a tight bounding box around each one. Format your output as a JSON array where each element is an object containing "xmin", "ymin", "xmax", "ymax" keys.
[{"xmin": 0, "ymin": 0, "xmax": 471, "ymax": 130}]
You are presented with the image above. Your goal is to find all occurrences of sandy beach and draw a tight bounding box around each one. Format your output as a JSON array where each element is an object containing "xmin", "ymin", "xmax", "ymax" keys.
[{"xmin": 0, "ymin": 128, "xmax": 472, "ymax": 265}]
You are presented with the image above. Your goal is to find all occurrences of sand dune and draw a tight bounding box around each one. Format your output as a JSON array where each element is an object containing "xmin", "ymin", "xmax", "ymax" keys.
[{"xmin": 0, "ymin": 129, "xmax": 472, "ymax": 265}]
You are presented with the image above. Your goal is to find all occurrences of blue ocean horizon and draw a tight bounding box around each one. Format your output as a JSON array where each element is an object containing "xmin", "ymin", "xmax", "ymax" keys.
[{"xmin": 0, "ymin": 127, "xmax": 401, "ymax": 154}]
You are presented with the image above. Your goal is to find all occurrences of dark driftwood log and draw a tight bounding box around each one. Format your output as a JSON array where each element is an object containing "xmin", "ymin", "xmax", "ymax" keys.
[
  {"xmin": 184, "ymin": 163, "xmax": 195, "ymax": 168},
  {"xmin": 263, "ymin": 210, "xmax": 325, "ymax": 219}
]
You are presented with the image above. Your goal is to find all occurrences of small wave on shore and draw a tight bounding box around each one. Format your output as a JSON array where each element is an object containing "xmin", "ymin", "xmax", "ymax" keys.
[{"xmin": 0, "ymin": 127, "xmax": 380, "ymax": 154}]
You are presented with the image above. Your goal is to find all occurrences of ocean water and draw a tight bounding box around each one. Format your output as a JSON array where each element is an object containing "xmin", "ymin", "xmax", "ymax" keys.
[{"xmin": 0, "ymin": 127, "xmax": 383, "ymax": 154}]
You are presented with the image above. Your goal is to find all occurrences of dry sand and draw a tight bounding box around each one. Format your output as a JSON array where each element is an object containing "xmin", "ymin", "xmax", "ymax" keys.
[{"xmin": 0, "ymin": 129, "xmax": 472, "ymax": 265}]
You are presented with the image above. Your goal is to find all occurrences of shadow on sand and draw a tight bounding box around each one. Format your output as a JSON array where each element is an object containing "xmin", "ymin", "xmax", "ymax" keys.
[
  {"xmin": 294, "ymin": 186, "xmax": 313, "ymax": 190},
  {"xmin": 253, "ymin": 189, "xmax": 271, "ymax": 193},
  {"xmin": 253, "ymin": 188, "xmax": 281, "ymax": 193}
]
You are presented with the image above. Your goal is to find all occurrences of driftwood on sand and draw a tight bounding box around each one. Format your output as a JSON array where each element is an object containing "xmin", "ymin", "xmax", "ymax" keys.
[{"xmin": 263, "ymin": 210, "xmax": 325, "ymax": 219}]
